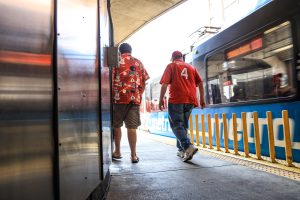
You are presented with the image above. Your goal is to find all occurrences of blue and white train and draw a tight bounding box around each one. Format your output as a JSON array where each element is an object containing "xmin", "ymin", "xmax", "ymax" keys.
[{"xmin": 143, "ymin": 0, "xmax": 300, "ymax": 163}]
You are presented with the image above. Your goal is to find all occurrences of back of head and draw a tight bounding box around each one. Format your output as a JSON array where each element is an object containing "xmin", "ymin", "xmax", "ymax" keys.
[
  {"xmin": 233, "ymin": 85, "xmax": 240, "ymax": 94},
  {"xmin": 119, "ymin": 43, "xmax": 132, "ymax": 54},
  {"xmin": 171, "ymin": 51, "xmax": 183, "ymax": 61}
]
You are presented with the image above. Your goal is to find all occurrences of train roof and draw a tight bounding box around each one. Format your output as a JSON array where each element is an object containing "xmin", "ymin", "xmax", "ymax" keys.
[
  {"xmin": 193, "ymin": 0, "xmax": 300, "ymax": 60},
  {"xmin": 110, "ymin": 0, "xmax": 186, "ymax": 45}
]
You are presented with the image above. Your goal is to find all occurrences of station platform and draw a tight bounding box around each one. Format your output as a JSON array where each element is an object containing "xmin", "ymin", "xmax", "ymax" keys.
[{"xmin": 106, "ymin": 130, "xmax": 300, "ymax": 200}]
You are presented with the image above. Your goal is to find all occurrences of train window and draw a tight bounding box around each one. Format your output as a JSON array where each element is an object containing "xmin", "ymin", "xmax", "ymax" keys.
[{"xmin": 207, "ymin": 21, "xmax": 295, "ymax": 105}]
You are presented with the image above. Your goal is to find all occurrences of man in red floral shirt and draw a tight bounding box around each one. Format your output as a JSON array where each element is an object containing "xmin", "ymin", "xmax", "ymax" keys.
[
  {"xmin": 112, "ymin": 43, "xmax": 149, "ymax": 163},
  {"xmin": 159, "ymin": 51, "xmax": 205, "ymax": 162}
]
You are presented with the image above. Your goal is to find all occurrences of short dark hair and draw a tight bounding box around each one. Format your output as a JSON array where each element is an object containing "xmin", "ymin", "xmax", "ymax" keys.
[{"xmin": 119, "ymin": 43, "xmax": 132, "ymax": 54}]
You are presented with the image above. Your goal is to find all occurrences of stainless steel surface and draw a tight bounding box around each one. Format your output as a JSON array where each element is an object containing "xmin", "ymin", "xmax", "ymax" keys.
[
  {"xmin": 100, "ymin": 0, "xmax": 112, "ymax": 179},
  {"xmin": 0, "ymin": 1, "xmax": 54, "ymax": 200},
  {"xmin": 57, "ymin": 0, "xmax": 104, "ymax": 199},
  {"xmin": 1, "ymin": 0, "xmax": 112, "ymax": 199}
]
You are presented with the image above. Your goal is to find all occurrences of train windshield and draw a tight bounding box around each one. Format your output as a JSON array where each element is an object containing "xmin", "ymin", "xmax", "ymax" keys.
[{"xmin": 207, "ymin": 21, "xmax": 295, "ymax": 105}]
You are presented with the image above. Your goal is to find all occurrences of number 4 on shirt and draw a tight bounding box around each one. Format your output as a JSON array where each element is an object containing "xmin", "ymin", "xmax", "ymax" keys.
[{"xmin": 181, "ymin": 68, "xmax": 188, "ymax": 79}]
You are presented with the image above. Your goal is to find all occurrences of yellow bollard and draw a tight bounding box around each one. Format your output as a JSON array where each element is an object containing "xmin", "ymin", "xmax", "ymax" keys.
[
  {"xmin": 201, "ymin": 114, "xmax": 206, "ymax": 148},
  {"xmin": 266, "ymin": 111, "xmax": 276, "ymax": 163},
  {"xmin": 241, "ymin": 112, "xmax": 250, "ymax": 158},
  {"xmin": 189, "ymin": 116, "xmax": 194, "ymax": 145},
  {"xmin": 222, "ymin": 113, "xmax": 229, "ymax": 153},
  {"xmin": 214, "ymin": 113, "xmax": 221, "ymax": 151},
  {"xmin": 282, "ymin": 110, "xmax": 294, "ymax": 167},
  {"xmin": 195, "ymin": 115, "xmax": 200, "ymax": 146},
  {"xmin": 232, "ymin": 113, "xmax": 239, "ymax": 155},
  {"xmin": 207, "ymin": 114, "xmax": 213, "ymax": 149},
  {"xmin": 253, "ymin": 112, "xmax": 262, "ymax": 160}
]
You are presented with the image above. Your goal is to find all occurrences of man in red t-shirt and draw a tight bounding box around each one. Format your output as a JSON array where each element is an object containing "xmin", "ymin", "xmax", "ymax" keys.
[
  {"xmin": 159, "ymin": 51, "xmax": 205, "ymax": 162},
  {"xmin": 112, "ymin": 43, "xmax": 149, "ymax": 163}
]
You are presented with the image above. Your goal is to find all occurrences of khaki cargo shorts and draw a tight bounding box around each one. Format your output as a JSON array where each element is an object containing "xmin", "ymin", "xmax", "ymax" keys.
[{"xmin": 113, "ymin": 104, "xmax": 141, "ymax": 129}]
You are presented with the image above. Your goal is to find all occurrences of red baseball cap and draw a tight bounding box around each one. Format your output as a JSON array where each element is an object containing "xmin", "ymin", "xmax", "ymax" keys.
[{"xmin": 171, "ymin": 51, "xmax": 183, "ymax": 60}]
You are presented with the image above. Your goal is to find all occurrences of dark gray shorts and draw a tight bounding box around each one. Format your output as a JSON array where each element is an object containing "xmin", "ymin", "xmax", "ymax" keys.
[{"xmin": 113, "ymin": 104, "xmax": 141, "ymax": 129}]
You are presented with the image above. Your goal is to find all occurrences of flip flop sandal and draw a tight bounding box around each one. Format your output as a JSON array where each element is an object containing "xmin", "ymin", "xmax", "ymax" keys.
[
  {"xmin": 112, "ymin": 154, "xmax": 122, "ymax": 159},
  {"xmin": 131, "ymin": 156, "xmax": 139, "ymax": 163}
]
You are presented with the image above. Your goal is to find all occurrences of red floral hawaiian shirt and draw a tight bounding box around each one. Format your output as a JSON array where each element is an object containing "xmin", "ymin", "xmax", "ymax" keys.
[{"xmin": 112, "ymin": 53, "xmax": 149, "ymax": 105}]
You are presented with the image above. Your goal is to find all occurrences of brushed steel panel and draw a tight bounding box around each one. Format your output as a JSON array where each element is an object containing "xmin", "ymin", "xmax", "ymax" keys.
[
  {"xmin": 100, "ymin": 0, "xmax": 112, "ymax": 179},
  {"xmin": 0, "ymin": 1, "xmax": 54, "ymax": 200},
  {"xmin": 56, "ymin": 0, "xmax": 102, "ymax": 199}
]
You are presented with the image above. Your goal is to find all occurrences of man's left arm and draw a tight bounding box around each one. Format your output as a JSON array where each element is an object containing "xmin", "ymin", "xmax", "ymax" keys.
[
  {"xmin": 141, "ymin": 68, "xmax": 150, "ymax": 94},
  {"xmin": 198, "ymin": 81, "xmax": 205, "ymax": 109},
  {"xmin": 159, "ymin": 84, "xmax": 168, "ymax": 111}
]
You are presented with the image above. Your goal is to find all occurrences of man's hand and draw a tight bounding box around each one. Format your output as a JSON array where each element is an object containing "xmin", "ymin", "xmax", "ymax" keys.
[
  {"xmin": 159, "ymin": 99, "xmax": 164, "ymax": 111},
  {"xmin": 199, "ymin": 98, "xmax": 205, "ymax": 109}
]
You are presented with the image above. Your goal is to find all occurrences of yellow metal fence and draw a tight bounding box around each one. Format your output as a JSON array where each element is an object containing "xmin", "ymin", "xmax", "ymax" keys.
[{"xmin": 189, "ymin": 110, "xmax": 295, "ymax": 167}]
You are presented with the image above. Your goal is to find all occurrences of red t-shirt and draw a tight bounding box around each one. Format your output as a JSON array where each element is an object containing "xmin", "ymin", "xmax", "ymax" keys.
[
  {"xmin": 112, "ymin": 53, "xmax": 150, "ymax": 105},
  {"xmin": 160, "ymin": 59, "xmax": 202, "ymax": 107}
]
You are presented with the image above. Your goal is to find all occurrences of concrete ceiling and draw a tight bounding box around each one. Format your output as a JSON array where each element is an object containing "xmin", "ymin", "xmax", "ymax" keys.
[{"xmin": 110, "ymin": 0, "xmax": 186, "ymax": 45}]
